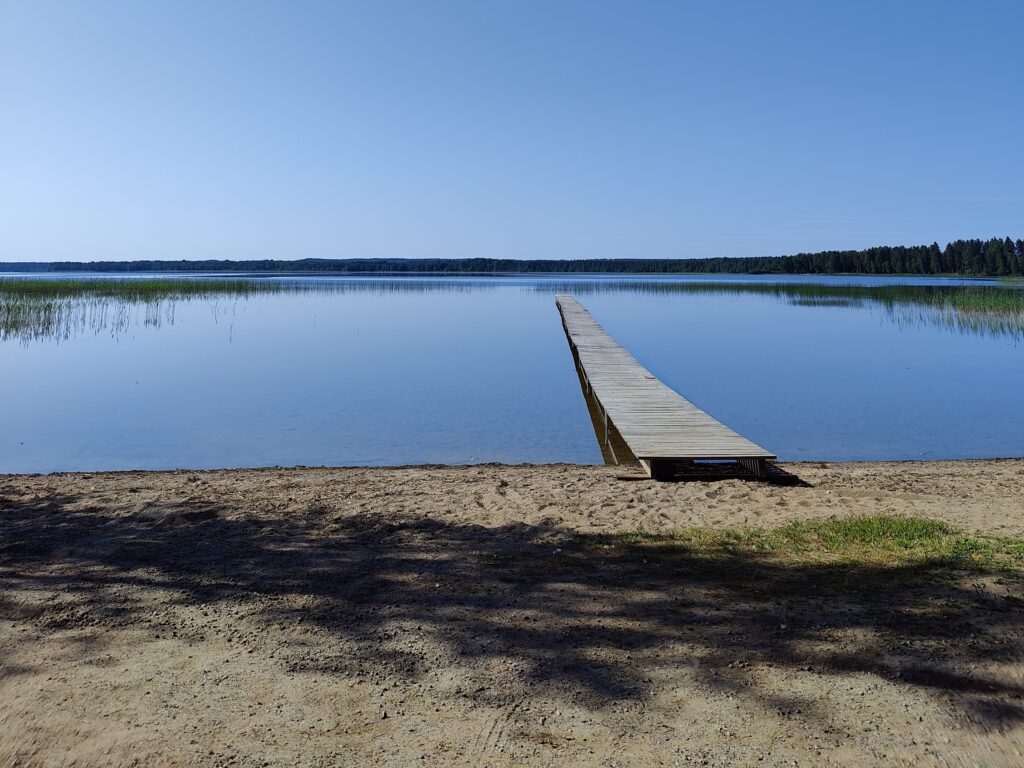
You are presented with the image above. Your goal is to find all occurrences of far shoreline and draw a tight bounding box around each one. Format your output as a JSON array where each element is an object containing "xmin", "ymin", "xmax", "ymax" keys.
[{"xmin": 0, "ymin": 268, "xmax": 1013, "ymax": 279}]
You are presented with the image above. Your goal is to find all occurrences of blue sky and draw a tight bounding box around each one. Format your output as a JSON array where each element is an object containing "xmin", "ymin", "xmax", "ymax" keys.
[{"xmin": 1, "ymin": 0, "xmax": 1021, "ymax": 262}]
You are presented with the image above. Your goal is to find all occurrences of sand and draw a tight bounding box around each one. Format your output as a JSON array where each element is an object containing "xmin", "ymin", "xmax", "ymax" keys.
[{"xmin": 1, "ymin": 459, "xmax": 1023, "ymax": 767}]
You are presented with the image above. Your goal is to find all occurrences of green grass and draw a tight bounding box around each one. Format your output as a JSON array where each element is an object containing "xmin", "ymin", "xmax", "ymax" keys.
[{"xmin": 607, "ymin": 515, "xmax": 1024, "ymax": 576}]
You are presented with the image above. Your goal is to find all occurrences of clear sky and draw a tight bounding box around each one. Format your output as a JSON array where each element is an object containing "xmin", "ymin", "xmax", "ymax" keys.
[{"xmin": 1, "ymin": 1, "xmax": 1022, "ymax": 262}]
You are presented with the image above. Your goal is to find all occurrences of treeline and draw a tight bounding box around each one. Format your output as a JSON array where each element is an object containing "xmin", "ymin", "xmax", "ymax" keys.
[
  {"xmin": 758, "ymin": 237, "xmax": 1024, "ymax": 276},
  {"xmin": 3, "ymin": 237, "xmax": 1023, "ymax": 276}
]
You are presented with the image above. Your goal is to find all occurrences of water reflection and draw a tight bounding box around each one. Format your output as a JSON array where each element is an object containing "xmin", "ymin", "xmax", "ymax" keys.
[
  {"xmin": 537, "ymin": 281, "xmax": 1024, "ymax": 341},
  {"xmin": 0, "ymin": 296, "xmax": 252, "ymax": 345},
  {"xmin": 3, "ymin": 275, "xmax": 1022, "ymax": 471},
  {"xmin": 2, "ymin": 277, "xmax": 1022, "ymax": 343}
]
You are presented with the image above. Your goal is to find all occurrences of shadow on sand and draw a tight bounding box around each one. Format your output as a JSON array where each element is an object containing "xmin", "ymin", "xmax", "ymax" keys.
[{"xmin": 1, "ymin": 486, "xmax": 1022, "ymax": 731}]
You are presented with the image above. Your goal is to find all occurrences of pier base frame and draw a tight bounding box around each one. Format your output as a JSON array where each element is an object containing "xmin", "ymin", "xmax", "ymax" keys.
[{"xmin": 640, "ymin": 457, "xmax": 770, "ymax": 481}]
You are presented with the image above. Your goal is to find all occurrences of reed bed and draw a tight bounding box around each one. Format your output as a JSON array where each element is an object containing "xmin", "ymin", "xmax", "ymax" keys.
[
  {"xmin": 0, "ymin": 277, "xmax": 279, "ymax": 299},
  {"xmin": 544, "ymin": 280, "xmax": 1024, "ymax": 339},
  {"xmin": 0, "ymin": 278, "xmax": 286, "ymax": 343},
  {"xmin": 2, "ymin": 276, "xmax": 1023, "ymax": 343}
]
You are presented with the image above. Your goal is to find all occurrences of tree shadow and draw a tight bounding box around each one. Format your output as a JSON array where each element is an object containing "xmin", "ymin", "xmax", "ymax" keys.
[{"xmin": 1, "ymin": 486, "xmax": 1021, "ymax": 731}]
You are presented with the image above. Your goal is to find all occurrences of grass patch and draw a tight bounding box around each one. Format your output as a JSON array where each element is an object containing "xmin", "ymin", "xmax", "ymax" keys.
[{"xmin": 605, "ymin": 515, "xmax": 1024, "ymax": 577}]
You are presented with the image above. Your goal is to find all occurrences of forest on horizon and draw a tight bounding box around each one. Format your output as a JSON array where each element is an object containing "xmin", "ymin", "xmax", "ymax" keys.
[{"xmin": 3, "ymin": 236, "xmax": 1022, "ymax": 277}]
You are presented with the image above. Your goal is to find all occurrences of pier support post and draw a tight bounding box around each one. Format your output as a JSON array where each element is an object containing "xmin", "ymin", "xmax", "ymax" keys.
[{"xmin": 739, "ymin": 458, "xmax": 770, "ymax": 479}]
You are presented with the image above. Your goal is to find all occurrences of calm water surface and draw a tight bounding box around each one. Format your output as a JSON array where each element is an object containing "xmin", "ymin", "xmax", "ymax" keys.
[{"xmin": 2, "ymin": 274, "xmax": 1022, "ymax": 472}]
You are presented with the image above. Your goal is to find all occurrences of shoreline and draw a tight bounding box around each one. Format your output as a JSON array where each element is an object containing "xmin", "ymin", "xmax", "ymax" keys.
[{"xmin": 5, "ymin": 453, "xmax": 1024, "ymax": 478}]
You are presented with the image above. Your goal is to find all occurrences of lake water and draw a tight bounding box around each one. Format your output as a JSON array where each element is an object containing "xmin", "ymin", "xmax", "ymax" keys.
[{"xmin": 2, "ymin": 274, "xmax": 1022, "ymax": 473}]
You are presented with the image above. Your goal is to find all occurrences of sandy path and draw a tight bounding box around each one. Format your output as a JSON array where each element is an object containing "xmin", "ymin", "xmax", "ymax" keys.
[{"xmin": 1, "ymin": 460, "xmax": 1023, "ymax": 767}]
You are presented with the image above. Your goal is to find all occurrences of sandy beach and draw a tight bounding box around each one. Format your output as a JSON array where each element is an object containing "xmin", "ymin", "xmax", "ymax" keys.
[{"xmin": 2, "ymin": 459, "xmax": 1023, "ymax": 766}]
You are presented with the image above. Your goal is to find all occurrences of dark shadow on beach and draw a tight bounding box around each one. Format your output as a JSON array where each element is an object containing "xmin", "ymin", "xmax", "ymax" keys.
[
  {"xmin": 1, "ymin": 486, "xmax": 1021, "ymax": 730},
  {"xmin": 648, "ymin": 460, "xmax": 812, "ymax": 487}
]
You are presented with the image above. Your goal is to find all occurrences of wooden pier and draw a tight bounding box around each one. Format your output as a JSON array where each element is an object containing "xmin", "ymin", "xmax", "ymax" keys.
[{"xmin": 556, "ymin": 295, "xmax": 776, "ymax": 479}]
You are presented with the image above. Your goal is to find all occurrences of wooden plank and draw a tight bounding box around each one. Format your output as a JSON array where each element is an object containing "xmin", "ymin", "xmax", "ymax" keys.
[{"xmin": 555, "ymin": 295, "xmax": 775, "ymax": 477}]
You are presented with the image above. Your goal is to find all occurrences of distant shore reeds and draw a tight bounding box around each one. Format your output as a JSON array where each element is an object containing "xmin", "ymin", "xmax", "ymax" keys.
[
  {"xmin": 0, "ymin": 277, "xmax": 279, "ymax": 299},
  {"xmin": 2, "ymin": 276, "xmax": 1023, "ymax": 343}
]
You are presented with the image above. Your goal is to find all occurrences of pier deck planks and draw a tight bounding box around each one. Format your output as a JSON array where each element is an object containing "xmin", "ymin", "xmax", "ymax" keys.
[{"xmin": 555, "ymin": 295, "xmax": 775, "ymax": 478}]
